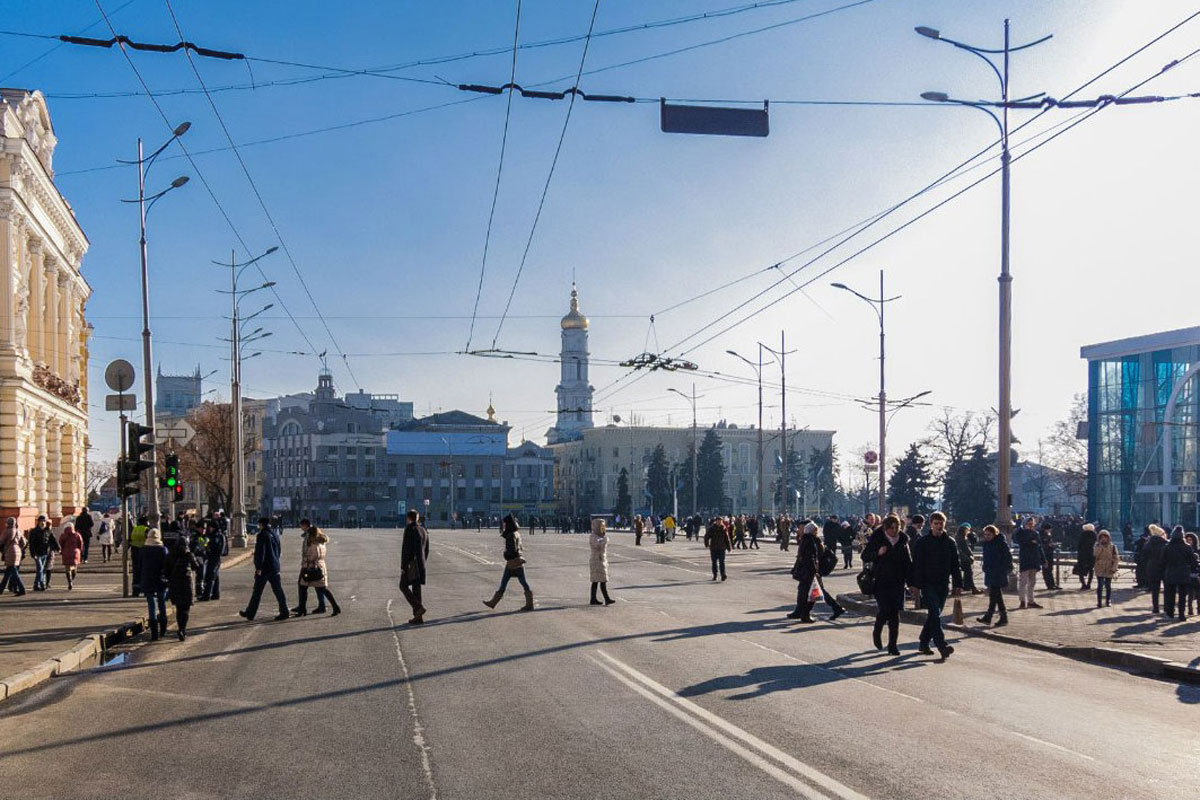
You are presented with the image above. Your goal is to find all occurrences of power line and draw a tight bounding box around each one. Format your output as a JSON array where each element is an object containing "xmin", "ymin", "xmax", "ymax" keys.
[
  {"xmin": 465, "ymin": 0, "xmax": 523, "ymax": 352},
  {"xmin": 90, "ymin": 0, "xmax": 328, "ymax": 379},
  {"xmin": 491, "ymin": 0, "xmax": 602, "ymax": 348},
  {"xmin": 163, "ymin": 0, "xmax": 361, "ymax": 390},
  {"xmin": 0, "ymin": 0, "xmax": 141, "ymax": 83}
]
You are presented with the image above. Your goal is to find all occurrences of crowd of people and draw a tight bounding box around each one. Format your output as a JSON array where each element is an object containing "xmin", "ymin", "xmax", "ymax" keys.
[{"xmin": 0, "ymin": 511, "xmax": 118, "ymax": 595}]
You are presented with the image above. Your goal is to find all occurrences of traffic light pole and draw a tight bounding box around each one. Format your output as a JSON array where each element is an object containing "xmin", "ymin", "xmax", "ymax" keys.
[
  {"xmin": 119, "ymin": 412, "xmax": 130, "ymax": 597},
  {"xmin": 137, "ymin": 138, "xmax": 161, "ymax": 531}
]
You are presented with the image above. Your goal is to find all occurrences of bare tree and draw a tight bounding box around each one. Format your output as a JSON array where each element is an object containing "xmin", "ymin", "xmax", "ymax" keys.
[
  {"xmin": 1044, "ymin": 393, "xmax": 1088, "ymax": 504},
  {"xmin": 923, "ymin": 408, "xmax": 995, "ymax": 491},
  {"xmin": 179, "ymin": 402, "xmax": 237, "ymax": 510},
  {"xmin": 1026, "ymin": 438, "xmax": 1054, "ymax": 510},
  {"xmin": 86, "ymin": 460, "xmax": 115, "ymax": 498}
]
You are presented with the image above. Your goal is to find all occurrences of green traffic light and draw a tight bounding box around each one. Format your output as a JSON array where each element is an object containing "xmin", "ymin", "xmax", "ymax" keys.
[{"xmin": 166, "ymin": 477, "xmax": 177, "ymax": 487}]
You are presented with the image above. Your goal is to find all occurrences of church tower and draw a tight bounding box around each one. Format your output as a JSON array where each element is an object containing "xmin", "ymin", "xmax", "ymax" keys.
[{"xmin": 549, "ymin": 284, "xmax": 594, "ymax": 444}]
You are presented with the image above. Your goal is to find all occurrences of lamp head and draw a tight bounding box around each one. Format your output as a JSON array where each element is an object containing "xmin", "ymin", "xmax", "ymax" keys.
[
  {"xmin": 264, "ymin": 246, "xmax": 279, "ymax": 255},
  {"xmin": 921, "ymin": 91, "xmax": 950, "ymax": 102},
  {"xmin": 170, "ymin": 175, "xmax": 190, "ymax": 188},
  {"xmin": 915, "ymin": 26, "xmax": 941, "ymax": 39},
  {"xmin": 262, "ymin": 281, "xmax": 277, "ymax": 289},
  {"xmin": 830, "ymin": 282, "xmax": 848, "ymax": 290},
  {"xmin": 173, "ymin": 121, "xmax": 192, "ymax": 137}
]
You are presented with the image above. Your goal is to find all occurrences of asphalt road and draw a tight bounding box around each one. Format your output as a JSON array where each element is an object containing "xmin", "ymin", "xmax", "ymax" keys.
[{"xmin": 1, "ymin": 528, "xmax": 1196, "ymax": 800}]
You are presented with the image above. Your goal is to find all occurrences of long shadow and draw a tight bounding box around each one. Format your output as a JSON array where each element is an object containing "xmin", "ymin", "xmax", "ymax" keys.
[
  {"xmin": 678, "ymin": 649, "xmax": 932, "ymax": 700},
  {"xmin": 616, "ymin": 581, "xmax": 710, "ymax": 591},
  {"xmin": 1042, "ymin": 607, "xmax": 1097, "ymax": 618},
  {"xmin": 1160, "ymin": 620, "xmax": 1200, "ymax": 637},
  {"xmin": 1109, "ymin": 621, "xmax": 1164, "ymax": 638}
]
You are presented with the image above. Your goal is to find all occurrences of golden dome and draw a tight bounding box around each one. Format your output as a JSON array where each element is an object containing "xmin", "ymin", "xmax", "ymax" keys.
[{"xmin": 561, "ymin": 285, "xmax": 588, "ymax": 330}]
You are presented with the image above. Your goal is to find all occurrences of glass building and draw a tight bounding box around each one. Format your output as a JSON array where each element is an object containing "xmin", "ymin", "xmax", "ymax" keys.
[{"xmin": 1082, "ymin": 327, "xmax": 1200, "ymax": 531}]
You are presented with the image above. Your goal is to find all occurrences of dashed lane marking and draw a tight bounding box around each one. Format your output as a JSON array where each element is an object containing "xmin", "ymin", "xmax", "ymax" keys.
[{"xmin": 387, "ymin": 599, "xmax": 438, "ymax": 800}]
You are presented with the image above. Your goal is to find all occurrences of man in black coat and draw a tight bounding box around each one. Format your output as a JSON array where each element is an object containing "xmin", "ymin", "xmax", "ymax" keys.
[
  {"xmin": 910, "ymin": 511, "xmax": 963, "ymax": 659},
  {"xmin": 863, "ymin": 514, "xmax": 912, "ymax": 656},
  {"xmin": 75, "ymin": 510, "xmax": 94, "ymax": 563},
  {"xmin": 238, "ymin": 518, "xmax": 291, "ymax": 621},
  {"xmin": 200, "ymin": 521, "xmax": 225, "ymax": 601},
  {"xmin": 399, "ymin": 509, "xmax": 430, "ymax": 625}
]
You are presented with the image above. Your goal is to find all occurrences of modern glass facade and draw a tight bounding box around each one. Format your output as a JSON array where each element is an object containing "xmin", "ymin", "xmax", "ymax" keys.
[{"xmin": 1083, "ymin": 328, "xmax": 1200, "ymax": 531}]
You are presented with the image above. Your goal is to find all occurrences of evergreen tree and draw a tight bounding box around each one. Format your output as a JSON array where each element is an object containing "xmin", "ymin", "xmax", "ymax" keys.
[
  {"xmin": 646, "ymin": 444, "xmax": 672, "ymax": 514},
  {"xmin": 944, "ymin": 444, "xmax": 995, "ymax": 525},
  {"xmin": 807, "ymin": 443, "xmax": 842, "ymax": 514},
  {"xmin": 887, "ymin": 443, "xmax": 934, "ymax": 515},
  {"xmin": 615, "ymin": 467, "xmax": 633, "ymax": 519},
  {"xmin": 677, "ymin": 444, "xmax": 696, "ymax": 513},
  {"xmin": 773, "ymin": 445, "xmax": 805, "ymax": 509},
  {"xmin": 697, "ymin": 428, "xmax": 726, "ymax": 511}
]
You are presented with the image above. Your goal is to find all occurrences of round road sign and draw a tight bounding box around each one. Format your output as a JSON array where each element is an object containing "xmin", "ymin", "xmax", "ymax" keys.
[
  {"xmin": 104, "ymin": 359, "xmax": 136, "ymax": 393},
  {"xmin": 864, "ymin": 450, "xmax": 879, "ymax": 465}
]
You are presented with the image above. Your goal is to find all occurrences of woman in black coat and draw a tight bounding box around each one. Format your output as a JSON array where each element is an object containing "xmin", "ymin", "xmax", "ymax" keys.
[
  {"xmin": 1073, "ymin": 524, "xmax": 1097, "ymax": 590},
  {"xmin": 1163, "ymin": 527, "xmax": 1198, "ymax": 620},
  {"xmin": 399, "ymin": 510, "xmax": 429, "ymax": 625},
  {"xmin": 482, "ymin": 514, "xmax": 534, "ymax": 611},
  {"xmin": 862, "ymin": 514, "xmax": 911, "ymax": 655},
  {"xmin": 165, "ymin": 535, "xmax": 202, "ymax": 640}
]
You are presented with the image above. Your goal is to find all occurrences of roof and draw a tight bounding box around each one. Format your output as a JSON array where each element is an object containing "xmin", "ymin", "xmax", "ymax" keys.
[
  {"xmin": 399, "ymin": 410, "xmax": 503, "ymax": 429},
  {"xmin": 1080, "ymin": 325, "xmax": 1200, "ymax": 361}
]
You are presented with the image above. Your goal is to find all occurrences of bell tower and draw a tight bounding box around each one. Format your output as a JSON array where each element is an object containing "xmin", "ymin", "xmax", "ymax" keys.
[{"xmin": 549, "ymin": 284, "xmax": 594, "ymax": 443}]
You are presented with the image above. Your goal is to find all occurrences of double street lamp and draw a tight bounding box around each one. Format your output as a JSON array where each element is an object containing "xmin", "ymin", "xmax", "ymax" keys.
[
  {"xmin": 667, "ymin": 385, "xmax": 701, "ymax": 516},
  {"xmin": 917, "ymin": 20, "xmax": 1051, "ymax": 535},
  {"xmin": 214, "ymin": 246, "xmax": 278, "ymax": 546},
  {"xmin": 727, "ymin": 345, "xmax": 776, "ymax": 521},
  {"xmin": 121, "ymin": 121, "xmax": 191, "ymax": 528}
]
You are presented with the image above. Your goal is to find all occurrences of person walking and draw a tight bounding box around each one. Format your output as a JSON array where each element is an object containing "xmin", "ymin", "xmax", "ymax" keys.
[
  {"xmin": 0, "ymin": 517, "xmax": 27, "ymax": 596},
  {"xmin": 199, "ymin": 521, "xmax": 225, "ymax": 601},
  {"xmin": 704, "ymin": 517, "xmax": 732, "ymax": 582},
  {"xmin": 26, "ymin": 515, "xmax": 57, "ymax": 591},
  {"xmin": 955, "ymin": 524, "xmax": 981, "ymax": 594},
  {"xmin": 976, "ymin": 525, "xmax": 1013, "ymax": 627},
  {"xmin": 1074, "ymin": 523, "xmax": 1097, "ymax": 591},
  {"xmin": 1133, "ymin": 526, "xmax": 1151, "ymax": 588},
  {"xmin": 1185, "ymin": 532, "xmax": 1200, "ymax": 617},
  {"xmin": 1163, "ymin": 526, "xmax": 1197, "ymax": 621},
  {"xmin": 1013, "ymin": 517, "xmax": 1045, "ymax": 610},
  {"xmin": 788, "ymin": 521, "xmax": 844, "ymax": 623},
  {"xmin": 238, "ymin": 518, "xmax": 292, "ymax": 622},
  {"xmin": 1092, "ymin": 530, "xmax": 1120, "ymax": 608},
  {"xmin": 57, "ymin": 523, "xmax": 83, "ymax": 590},
  {"xmin": 1142, "ymin": 524, "xmax": 1169, "ymax": 614},
  {"xmin": 97, "ymin": 515, "xmax": 114, "ymax": 563},
  {"xmin": 140, "ymin": 528, "xmax": 169, "ymax": 640},
  {"xmin": 165, "ymin": 534, "xmax": 201, "ymax": 640},
  {"xmin": 1039, "ymin": 523, "xmax": 1060, "ymax": 590},
  {"xmin": 295, "ymin": 524, "xmax": 342, "ymax": 617},
  {"xmin": 483, "ymin": 514, "xmax": 534, "ymax": 611},
  {"xmin": 839, "ymin": 521, "xmax": 854, "ymax": 569},
  {"xmin": 863, "ymin": 515, "xmax": 911, "ymax": 655},
  {"xmin": 399, "ymin": 509, "xmax": 429, "ymax": 624},
  {"xmin": 778, "ymin": 514, "xmax": 791, "ymax": 552},
  {"xmin": 732, "ymin": 515, "xmax": 747, "ymax": 550},
  {"xmin": 130, "ymin": 516, "xmax": 149, "ymax": 597},
  {"xmin": 75, "ymin": 509, "xmax": 94, "ymax": 564},
  {"xmin": 910, "ymin": 511, "xmax": 962, "ymax": 659},
  {"xmin": 589, "ymin": 518, "xmax": 614, "ymax": 606},
  {"xmin": 748, "ymin": 515, "xmax": 761, "ymax": 549},
  {"xmin": 633, "ymin": 514, "xmax": 645, "ymax": 547}
]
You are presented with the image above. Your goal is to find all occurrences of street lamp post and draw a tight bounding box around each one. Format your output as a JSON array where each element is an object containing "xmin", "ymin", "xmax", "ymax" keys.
[
  {"xmin": 761, "ymin": 332, "xmax": 796, "ymax": 519},
  {"xmin": 668, "ymin": 385, "xmax": 702, "ymax": 516},
  {"xmin": 214, "ymin": 247, "xmax": 278, "ymax": 547},
  {"xmin": 917, "ymin": 20, "xmax": 1051, "ymax": 535},
  {"xmin": 832, "ymin": 270, "xmax": 900, "ymax": 517},
  {"xmin": 123, "ymin": 122, "xmax": 190, "ymax": 529},
  {"xmin": 727, "ymin": 345, "xmax": 773, "ymax": 521}
]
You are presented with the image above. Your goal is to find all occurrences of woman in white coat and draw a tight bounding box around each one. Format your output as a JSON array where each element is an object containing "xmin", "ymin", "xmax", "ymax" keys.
[{"xmin": 589, "ymin": 518, "xmax": 614, "ymax": 606}]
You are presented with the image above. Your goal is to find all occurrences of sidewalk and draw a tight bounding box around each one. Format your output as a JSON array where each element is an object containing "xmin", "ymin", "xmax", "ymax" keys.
[
  {"xmin": 836, "ymin": 567, "xmax": 1200, "ymax": 682},
  {"xmin": 0, "ymin": 547, "xmax": 252, "ymax": 698}
]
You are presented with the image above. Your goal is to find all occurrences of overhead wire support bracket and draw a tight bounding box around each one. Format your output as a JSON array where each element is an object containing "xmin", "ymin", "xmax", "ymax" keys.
[
  {"xmin": 457, "ymin": 82, "xmax": 635, "ymax": 103},
  {"xmin": 58, "ymin": 33, "xmax": 243, "ymax": 60}
]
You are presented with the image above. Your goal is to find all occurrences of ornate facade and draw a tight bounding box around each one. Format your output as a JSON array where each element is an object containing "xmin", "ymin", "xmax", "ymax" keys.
[{"xmin": 0, "ymin": 89, "xmax": 91, "ymax": 525}]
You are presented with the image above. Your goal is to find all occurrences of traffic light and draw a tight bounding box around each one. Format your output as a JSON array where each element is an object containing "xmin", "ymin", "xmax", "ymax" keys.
[
  {"xmin": 119, "ymin": 423, "xmax": 155, "ymax": 498},
  {"xmin": 165, "ymin": 453, "xmax": 184, "ymax": 501}
]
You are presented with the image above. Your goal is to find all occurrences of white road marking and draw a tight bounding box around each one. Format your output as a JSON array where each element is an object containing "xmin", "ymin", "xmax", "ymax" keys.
[
  {"xmin": 1010, "ymin": 731, "xmax": 1096, "ymax": 761},
  {"xmin": 436, "ymin": 544, "xmax": 492, "ymax": 565},
  {"xmin": 387, "ymin": 599, "xmax": 438, "ymax": 800},
  {"xmin": 86, "ymin": 683, "xmax": 265, "ymax": 709},
  {"xmin": 594, "ymin": 650, "xmax": 871, "ymax": 800}
]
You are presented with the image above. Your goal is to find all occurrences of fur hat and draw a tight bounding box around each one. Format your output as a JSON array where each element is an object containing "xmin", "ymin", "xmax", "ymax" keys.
[{"xmin": 1081, "ymin": 523, "xmax": 1095, "ymax": 532}]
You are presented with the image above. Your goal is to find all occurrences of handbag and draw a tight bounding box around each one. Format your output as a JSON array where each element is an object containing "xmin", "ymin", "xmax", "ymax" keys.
[
  {"xmin": 300, "ymin": 566, "xmax": 323, "ymax": 583},
  {"xmin": 855, "ymin": 565, "xmax": 875, "ymax": 596},
  {"xmin": 505, "ymin": 557, "xmax": 526, "ymax": 570}
]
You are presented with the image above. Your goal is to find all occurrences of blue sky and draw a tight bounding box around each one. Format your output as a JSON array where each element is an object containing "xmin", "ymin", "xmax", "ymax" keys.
[{"xmin": 5, "ymin": 0, "xmax": 1200, "ymax": 482}]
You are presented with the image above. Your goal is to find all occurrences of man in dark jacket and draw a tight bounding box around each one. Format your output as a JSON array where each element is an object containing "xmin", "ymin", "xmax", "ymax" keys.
[
  {"xmin": 1163, "ymin": 527, "xmax": 1197, "ymax": 620},
  {"xmin": 910, "ymin": 511, "xmax": 963, "ymax": 659},
  {"xmin": 27, "ymin": 515, "xmax": 58, "ymax": 591},
  {"xmin": 1133, "ymin": 527, "xmax": 1151, "ymax": 588},
  {"xmin": 200, "ymin": 522, "xmax": 226, "ymax": 601},
  {"xmin": 399, "ymin": 509, "xmax": 429, "ymax": 624},
  {"xmin": 704, "ymin": 518, "xmax": 731, "ymax": 581},
  {"xmin": 1143, "ymin": 525, "xmax": 1169, "ymax": 613},
  {"xmin": 1012, "ymin": 517, "xmax": 1045, "ymax": 609},
  {"xmin": 74, "ymin": 510, "xmax": 94, "ymax": 563},
  {"xmin": 1039, "ymin": 523, "xmax": 1060, "ymax": 591},
  {"xmin": 1074, "ymin": 523, "xmax": 1097, "ymax": 590},
  {"xmin": 787, "ymin": 522, "xmax": 844, "ymax": 623},
  {"xmin": 238, "ymin": 518, "xmax": 290, "ymax": 621},
  {"xmin": 863, "ymin": 515, "xmax": 912, "ymax": 655}
]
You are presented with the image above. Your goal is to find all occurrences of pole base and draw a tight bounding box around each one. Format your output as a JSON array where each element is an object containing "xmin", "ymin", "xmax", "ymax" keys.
[{"xmin": 230, "ymin": 535, "xmax": 249, "ymax": 548}]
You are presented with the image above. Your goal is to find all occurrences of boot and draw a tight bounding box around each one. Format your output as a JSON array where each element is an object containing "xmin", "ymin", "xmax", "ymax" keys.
[
  {"xmin": 521, "ymin": 589, "xmax": 535, "ymax": 611},
  {"xmin": 149, "ymin": 619, "xmax": 160, "ymax": 641},
  {"xmin": 590, "ymin": 584, "xmax": 602, "ymax": 605},
  {"xmin": 872, "ymin": 621, "xmax": 884, "ymax": 650},
  {"xmin": 483, "ymin": 591, "xmax": 503, "ymax": 609},
  {"xmin": 994, "ymin": 614, "xmax": 1008, "ymax": 627},
  {"xmin": 329, "ymin": 598, "xmax": 341, "ymax": 617}
]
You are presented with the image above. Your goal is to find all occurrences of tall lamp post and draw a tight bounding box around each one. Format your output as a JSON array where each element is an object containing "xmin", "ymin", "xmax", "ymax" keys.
[
  {"xmin": 668, "ymin": 385, "xmax": 702, "ymax": 516},
  {"xmin": 832, "ymin": 270, "xmax": 900, "ymax": 517},
  {"xmin": 916, "ymin": 20, "xmax": 1051, "ymax": 535},
  {"xmin": 121, "ymin": 122, "xmax": 191, "ymax": 528},
  {"xmin": 761, "ymin": 333, "xmax": 795, "ymax": 519},
  {"xmin": 214, "ymin": 246, "xmax": 278, "ymax": 547},
  {"xmin": 727, "ymin": 345, "xmax": 774, "ymax": 521}
]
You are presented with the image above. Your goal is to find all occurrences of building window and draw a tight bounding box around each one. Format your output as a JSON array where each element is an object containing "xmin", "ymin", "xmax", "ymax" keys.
[
  {"xmin": 492, "ymin": 463, "xmax": 501, "ymax": 478},
  {"xmin": 365, "ymin": 462, "xmax": 375, "ymax": 477},
  {"xmin": 387, "ymin": 463, "xmax": 397, "ymax": 478},
  {"xmin": 405, "ymin": 463, "xmax": 415, "ymax": 478},
  {"xmin": 474, "ymin": 487, "xmax": 483, "ymax": 500},
  {"xmin": 422, "ymin": 464, "xmax": 432, "ymax": 479},
  {"xmin": 346, "ymin": 447, "xmax": 357, "ymax": 455}
]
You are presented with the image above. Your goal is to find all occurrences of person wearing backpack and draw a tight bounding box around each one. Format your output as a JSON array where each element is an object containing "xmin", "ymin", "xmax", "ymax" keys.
[
  {"xmin": 787, "ymin": 521, "xmax": 844, "ymax": 623},
  {"xmin": 910, "ymin": 511, "xmax": 962, "ymax": 659}
]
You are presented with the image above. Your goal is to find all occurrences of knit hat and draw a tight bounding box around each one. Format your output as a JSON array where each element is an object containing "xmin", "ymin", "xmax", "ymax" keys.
[
  {"xmin": 803, "ymin": 521, "xmax": 819, "ymax": 535},
  {"xmin": 1148, "ymin": 524, "xmax": 1166, "ymax": 538},
  {"xmin": 1081, "ymin": 523, "xmax": 1095, "ymax": 532},
  {"xmin": 145, "ymin": 527, "xmax": 163, "ymax": 546}
]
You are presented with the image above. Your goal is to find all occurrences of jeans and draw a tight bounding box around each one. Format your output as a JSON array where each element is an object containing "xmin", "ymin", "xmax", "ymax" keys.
[
  {"xmin": 245, "ymin": 572, "xmax": 289, "ymax": 619},
  {"xmin": 498, "ymin": 567, "xmax": 531, "ymax": 594},
  {"xmin": 0, "ymin": 564, "xmax": 25, "ymax": 594},
  {"xmin": 81, "ymin": 536, "xmax": 91, "ymax": 562},
  {"xmin": 1018, "ymin": 569, "xmax": 1038, "ymax": 605},
  {"xmin": 961, "ymin": 562, "xmax": 977, "ymax": 593},
  {"xmin": 1041, "ymin": 565, "xmax": 1058, "ymax": 590},
  {"xmin": 709, "ymin": 550, "xmax": 726, "ymax": 579},
  {"xmin": 1165, "ymin": 583, "xmax": 1189, "ymax": 619},
  {"xmin": 985, "ymin": 585, "xmax": 1007, "ymax": 620},
  {"xmin": 131, "ymin": 547, "xmax": 142, "ymax": 595},
  {"xmin": 400, "ymin": 581, "xmax": 423, "ymax": 612},
  {"xmin": 33, "ymin": 555, "xmax": 50, "ymax": 589},
  {"xmin": 1096, "ymin": 576, "xmax": 1112, "ymax": 605},
  {"xmin": 202, "ymin": 558, "xmax": 221, "ymax": 599},
  {"xmin": 145, "ymin": 588, "xmax": 168, "ymax": 629},
  {"xmin": 919, "ymin": 586, "xmax": 950, "ymax": 649}
]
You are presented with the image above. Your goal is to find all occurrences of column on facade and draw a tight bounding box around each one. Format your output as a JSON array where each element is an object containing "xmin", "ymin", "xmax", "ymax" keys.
[
  {"xmin": 56, "ymin": 270, "xmax": 70, "ymax": 379},
  {"xmin": 27, "ymin": 240, "xmax": 45, "ymax": 364},
  {"xmin": 46, "ymin": 420, "xmax": 63, "ymax": 517},
  {"xmin": 32, "ymin": 411, "xmax": 47, "ymax": 513},
  {"xmin": 59, "ymin": 423, "xmax": 78, "ymax": 514},
  {"xmin": 0, "ymin": 209, "xmax": 13, "ymax": 349},
  {"xmin": 43, "ymin": 259, "xmax": 60, "ymax": 376}
]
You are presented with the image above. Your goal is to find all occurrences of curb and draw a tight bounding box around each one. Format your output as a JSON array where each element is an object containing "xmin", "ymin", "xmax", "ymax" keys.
[
  {"xmin": 0, "ymin": 548, "xmax": 256, "ymax": 703},
  {"xmin": 835, "ymin": 593, "xmax": 1200, "ymax": 684}
]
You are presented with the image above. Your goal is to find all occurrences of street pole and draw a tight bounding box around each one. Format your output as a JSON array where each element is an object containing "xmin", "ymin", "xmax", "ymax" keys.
[
  {"xmin": 690, "ymin": 383, "xmax": 698, "ymax": 516},
  {"xmin": 119, "ymin": 409, "xmax": 130, "ymax": 597},
  {"xmin": 230, "ymin": 249, "xmax": 248, "ymax": 547},
  {"xmin": 877, "ymin": 269, "xmax": 887, "ymax": 518},
  {"xmin": 757, "ymin": 346, "xmax": 764, "ymax": 522},
  {"xmin": 136, "ymin": 138, "xmax": 161, "ymax": 531},
  {"xmin": 997, "ymin": 18, "xmax": 1014, "ymax": 538}
]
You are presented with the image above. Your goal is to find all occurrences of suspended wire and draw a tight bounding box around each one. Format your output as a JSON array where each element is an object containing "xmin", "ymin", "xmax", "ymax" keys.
[
  {"xmin": 491, "ymin": 0, "xmax": 602, "ymax": 348},
  {"xmin": 0, "ymin": 0, "xmax": 141, "ymax": 83},
  {"xmin": 163, "ymin": 0, "xmax": 361, "ymax": 390},
  {"xmin": 90, "ymin": 0, "xmax": 328, "ymax": 376},
  {"xmin": 465, "ymin": 0, "xmax": 523, "ymax": 352}
]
